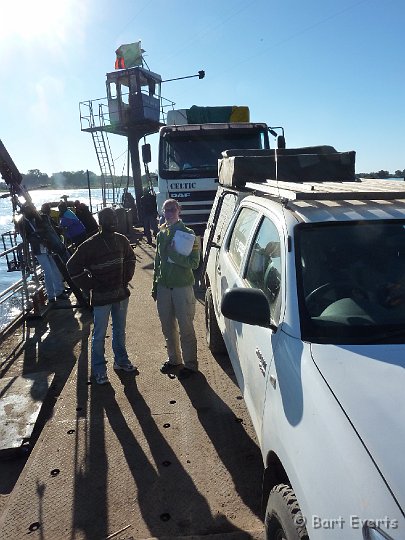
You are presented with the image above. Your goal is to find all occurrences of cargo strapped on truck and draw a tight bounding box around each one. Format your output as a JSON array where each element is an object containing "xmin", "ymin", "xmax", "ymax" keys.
[
  {"xmin": 217, "ymin": 146, "xmax": 405, "ymax": 202},
  {"xmin": 218, "ymin": 146, "xmax": 356, "ymax": 188}
]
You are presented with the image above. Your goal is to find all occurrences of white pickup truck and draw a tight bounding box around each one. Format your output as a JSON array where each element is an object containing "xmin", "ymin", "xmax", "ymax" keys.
[{"xmin": 202, "ymin": 146, "xmax": 405, "ymax": 540}]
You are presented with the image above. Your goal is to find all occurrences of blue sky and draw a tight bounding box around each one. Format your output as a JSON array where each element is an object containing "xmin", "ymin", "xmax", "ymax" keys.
[{"xmin": 1, "ymin": 0, "xmax": 404, "ymax": 178}]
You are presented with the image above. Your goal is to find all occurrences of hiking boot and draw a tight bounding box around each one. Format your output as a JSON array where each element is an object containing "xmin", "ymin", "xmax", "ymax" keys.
[
  {"xmin": 178, "ymin": 367, "xmax": 197, "ymax": 380},
  {"xmin": 160, "ymin": 360, "xmax": 180, "ymax": 374},
  {"xmin": 95, "ymin": 373, "xmax": 110, "ymax": 385},
  {"xmin": 56, "ymin": 292, "xmax": 69, "ymax": 300},
  {"xmin": 113, "ymin": 361, "xmax": 137, "ymax": 372}
]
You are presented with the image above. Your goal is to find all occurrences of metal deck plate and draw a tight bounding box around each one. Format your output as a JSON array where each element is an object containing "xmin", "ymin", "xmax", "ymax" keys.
[{"xmin": 0, "ymin": 372, "xmax": 54, "ymax": 451}]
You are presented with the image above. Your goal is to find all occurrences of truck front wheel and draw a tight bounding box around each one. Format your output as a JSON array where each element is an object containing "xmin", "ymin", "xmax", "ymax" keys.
[
  {"xmin": 265, "ymin": 484, "xmax": 308, "ymax": 540},
  {"xmin": 205, "ymin": 287, "xmax": 226, "ymax": 354}
]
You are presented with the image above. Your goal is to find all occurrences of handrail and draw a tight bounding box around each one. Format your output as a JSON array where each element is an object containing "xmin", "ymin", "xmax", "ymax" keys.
[
  {"xmin": 0, "ymin": 233, "xmax": 23, "ymax": 274},
  {"xmin": 0, "ymin": 230, "xmax": 45, "ymax": 338},
  {"xmin": 0, "ymin": 277, "xmax": 24, "ymax": 300},
  {"xmin": 79, "ymin": 88, "xmax": 172, "ymax": 130},
  {"xmin": 0, "ymin": 244, "xmax": 21, "ymax": 257}
]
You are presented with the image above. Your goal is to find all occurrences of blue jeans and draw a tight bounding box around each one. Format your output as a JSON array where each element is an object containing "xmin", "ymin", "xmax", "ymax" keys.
[
  {"xmin": 91, "ymin": 297, "xmax": 129, "ymax": 377},
  {"xmin": 36, "ymin": 253, "xmax": 65, "ymax": 300}
]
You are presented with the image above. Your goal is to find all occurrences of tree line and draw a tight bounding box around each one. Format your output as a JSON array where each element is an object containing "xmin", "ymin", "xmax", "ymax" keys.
[
  {"xmin": 357, "ymin": 169, "xmax": 405, "ymax": 179},
  {"xmin": 0, "ymin": 169, "xmax": 158, "ymax": 191},
  {"xmin": 1, "ymin": 167, "xmax": 404, "ymax": 192}
]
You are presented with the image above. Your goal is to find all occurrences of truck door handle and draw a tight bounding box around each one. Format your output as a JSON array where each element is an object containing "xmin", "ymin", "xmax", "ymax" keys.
[{"xmin": 216, "ymin": 265, "xmax": 221, "ymax": 275}]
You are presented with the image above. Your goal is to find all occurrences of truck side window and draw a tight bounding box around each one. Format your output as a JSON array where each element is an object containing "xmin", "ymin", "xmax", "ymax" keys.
[
  {"xmin": 228, "ymin": 208, "xmax": 258, "ymax": 272},
  {"xmin": 245, "ymin": 217, "xmax": 282, "ymax": 324}
]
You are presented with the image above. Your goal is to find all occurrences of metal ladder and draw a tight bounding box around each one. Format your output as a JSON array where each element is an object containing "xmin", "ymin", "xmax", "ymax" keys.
[{"xmin": 88, "ymin": 102, "xmax": 117, "ymax": 206}]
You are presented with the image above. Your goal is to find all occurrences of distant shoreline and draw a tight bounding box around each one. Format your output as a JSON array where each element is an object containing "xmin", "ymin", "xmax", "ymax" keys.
[{"xmin": 0, "ymin": 183, "xmax": 119, "ymax": 193}]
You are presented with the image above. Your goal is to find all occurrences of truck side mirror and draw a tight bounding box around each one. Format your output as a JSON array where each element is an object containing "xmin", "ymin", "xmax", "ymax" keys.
[
  {"xmin": 277, "ymin": 135, "xmax": 286, "ymax": 149},
  {"xmin": 142, "ymin": 144, "xmax": 151, "ymax": 164}
]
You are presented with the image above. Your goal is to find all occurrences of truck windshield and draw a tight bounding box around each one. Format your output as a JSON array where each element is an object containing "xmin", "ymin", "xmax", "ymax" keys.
[
  {"xmin": 160, "ymin": 131, "xmax": 267, "ymax": 179},
  {"xmin": 296, "ymin": 220, "xmax": 405, "ymax": 344}
]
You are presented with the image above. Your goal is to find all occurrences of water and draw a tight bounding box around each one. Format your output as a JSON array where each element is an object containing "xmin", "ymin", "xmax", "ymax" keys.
[{"xmin": 0, "ymin": 187, "xmax": 135, "ymax": 331}]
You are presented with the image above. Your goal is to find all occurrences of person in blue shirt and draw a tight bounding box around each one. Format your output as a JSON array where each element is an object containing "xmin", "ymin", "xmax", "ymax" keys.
[{"xmin": 58, "ymin": 201, "xmax": 87, "ymax": 247}]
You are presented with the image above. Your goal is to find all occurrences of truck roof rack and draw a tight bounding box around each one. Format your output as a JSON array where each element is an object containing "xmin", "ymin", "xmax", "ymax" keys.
[
  {"xmin": 218, "ymin": 146, "xmax": 356, "ymax": 188},
  {"xmin": 161, "ymin": 122, "xmax": 268, "ymax": 134},
  {"xmin": 244, "ymin": 178, "xmax": 405, "ymax": 202}
]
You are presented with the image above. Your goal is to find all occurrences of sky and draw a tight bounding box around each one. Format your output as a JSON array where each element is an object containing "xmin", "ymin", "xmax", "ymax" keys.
[{"xmin": 0, "ymin": 0, "xmax": 404, "ymax": 179}]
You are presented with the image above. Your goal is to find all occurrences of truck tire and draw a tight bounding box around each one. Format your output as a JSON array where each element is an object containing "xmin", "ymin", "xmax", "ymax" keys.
[
  {"xmin": 265, "ymin": 484, "xmax": 308, "ymax": 540},
  {"xmin": 205, "ymin": 287, "xmax": 226, "ymax": 354}
]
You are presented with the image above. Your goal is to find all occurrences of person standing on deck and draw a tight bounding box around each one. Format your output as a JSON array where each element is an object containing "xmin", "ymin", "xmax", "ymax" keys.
[
  {"xmin": 40, "ymin": 203, "xmax": 72, "ymax": 263},
  {"xmin": 67, "ymin": 207, "xmax": 137, "ymax": 385},
  {"xmin": 41, "ymin": 203, "xmax": 61, "ymax": 233},
  {"xmin": 73, "ymin": 200, "xmax": 99, "ymax": 237},
  {"xmin": 140, "ymin": 187, "xmax": 158, "ymax": 244},
  {"xmin": 152, "ymin": 198, "xmax": 200, "ymax": 380},
  {"xmin": 122, "ymin": 188, "xmax": 137, "ymax": 224},
  {"xmin": 20, "ymin": 203, "xmax": 68, "ymax": 303}
]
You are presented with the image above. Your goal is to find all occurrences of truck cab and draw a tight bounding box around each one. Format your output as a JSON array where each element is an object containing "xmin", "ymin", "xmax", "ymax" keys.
[
  {"xmin": 203, "ymin": 147, "xmax": 405, "ymax": 540},
  {"xmin": 157, "ymin": 106, "xmax": 270, "ymax": 235}
]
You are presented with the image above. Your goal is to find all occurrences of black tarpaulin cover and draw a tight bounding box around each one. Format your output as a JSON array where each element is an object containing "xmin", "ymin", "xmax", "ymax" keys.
[{"xmin": 219, "ymin": 146, "xmax": 356, "ymax": 187}]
